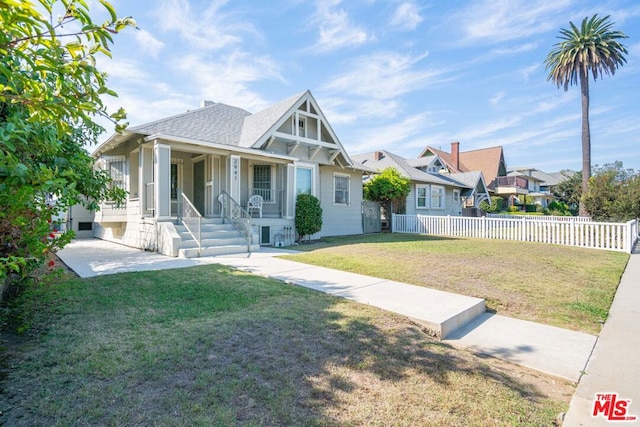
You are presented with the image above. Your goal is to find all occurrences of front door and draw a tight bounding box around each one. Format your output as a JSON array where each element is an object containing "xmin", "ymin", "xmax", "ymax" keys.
[{"xmin": 194, "ymin": 160, "xmax": 205, "ymax": 215}]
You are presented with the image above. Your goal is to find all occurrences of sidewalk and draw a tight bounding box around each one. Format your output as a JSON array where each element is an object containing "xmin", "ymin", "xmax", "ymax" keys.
[
  {"xmin": 58, "ymin": 239, "xmax": 597, "ymax": 382},
  {"xmin": 562, "ymin": 251, "xmax": 640, "ymax": 426}
]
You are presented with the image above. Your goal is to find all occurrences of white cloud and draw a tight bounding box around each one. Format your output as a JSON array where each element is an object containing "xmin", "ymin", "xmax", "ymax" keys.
[
  {"xmin": 311, "ymin": 2, "xmax": 374, "ymax": 52},
  {"xmin": 389, "ymin": 2, "xmax": 423, "ymax": 31},
  {"xmin": 155, "ymin": 0, "xmax": 256, "ymax": 51},
  {"xmin": 322, "ymin": 51, "xmax": 449, "ymax": 100},
  {"xmin": 489, "ymin": 43, "xmax": 538, "ymax": 56},
  {"xmin": 518, "ymin": 63, "xmax": 541, "ymax": 82},
  {"xmin": 452, "ymin": 0, "xmax": 574, "ymax": 46},
  {"xmin": 350, "ymin": 112, "xmax": 436, "ymax": 153},
  {"xmin": 173, "ymin": 52, "xmax": 284, "ymax": 112},
  {"xmin": 134, "ymin": 29, "xmax": 165, "ymax": 58},
  {"xmin": 490, "ymin": 91, "xmax": 506, "ymax": 105}
]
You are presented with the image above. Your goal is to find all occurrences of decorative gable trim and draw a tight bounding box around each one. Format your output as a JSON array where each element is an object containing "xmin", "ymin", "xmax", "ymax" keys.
[{"xmin": 251, "ymin": 91, "xmax": 354, "ymax": 167}]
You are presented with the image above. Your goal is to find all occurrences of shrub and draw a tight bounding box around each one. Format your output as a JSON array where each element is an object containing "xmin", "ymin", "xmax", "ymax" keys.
[
  {"xmin": 480, "ymin": 196, "xmax": 504, "ymax": 213},
  {"xmin": 507, "ymin": 206, "xmax": 519, "ymax": 213},
  {"xmin": 295, "ymin": 194, "xmax": 322, "ymax": 243}
]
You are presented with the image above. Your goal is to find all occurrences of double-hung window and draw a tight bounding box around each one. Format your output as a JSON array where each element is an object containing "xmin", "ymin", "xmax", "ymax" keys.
[
  {"xmin": 105, "ymin": 157, "xmax": 126, "ymax": 192},
  {"xmin": 453, "ymin": 189, "xmax": 461, "ymax": 204},
  {"xmin": 252, "ymin": 164, "xmax": 273, "ymax": 202},
  {"xmin": 334, "ymin": 174, "xmax": 350, "ymax": 205},
  {"xmin": 416, "ymin": 185, "xmax": 428, "ymax": 209},
  {"xmin": 431, "ymin": 185, "xmax": 444, "ymax": 209}
]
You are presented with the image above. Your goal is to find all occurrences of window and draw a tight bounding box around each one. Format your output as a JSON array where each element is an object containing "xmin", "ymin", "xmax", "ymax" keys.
[
  {"xmin": 431, "ymin": 185, "xmax": 444, "ymax": 209},
  {"xmin": 416, "ymin": 185, "xmax": 428, "ymax": 209},
  {"xmin": 334, "ymin": 174, "xmax": 350, "ymax": 205},
  {"xmin": 453, "ymin": 189, "xmax": 461, "ymax": 204},
  {"xmin": 252, "ymin": 164, "xmax": 273, "ymax": 202},
  {"xmin": 106, "ymin": 158, "xmax": 125, "ymax": 191},
  {"xmin": 298, "ymin": 117, "xmax": 306, "ymax": 137},
  {"xmin": 296, "ymin": 167, "xmax": 312, "ymax": 195}
]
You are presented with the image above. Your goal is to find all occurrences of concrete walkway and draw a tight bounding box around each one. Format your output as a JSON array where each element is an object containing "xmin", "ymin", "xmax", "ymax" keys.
[
  {"xmin": 58, "ymin": 238, "xmax": 598, "ymax": 383},
  {"xmin": 562, "ymin": 251, "xmax": 640, "ymax": 426}
]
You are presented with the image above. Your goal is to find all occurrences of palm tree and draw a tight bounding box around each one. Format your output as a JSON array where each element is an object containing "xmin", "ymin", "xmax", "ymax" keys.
[{"xmin": 545, "ymin": 14, "xmax": 628, "ymax": 216}]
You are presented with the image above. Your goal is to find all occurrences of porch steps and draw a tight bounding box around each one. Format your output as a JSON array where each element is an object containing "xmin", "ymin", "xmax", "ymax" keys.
[{"xmin": 176, "ymin": 218, "xmax": 260, "ymax": 258}]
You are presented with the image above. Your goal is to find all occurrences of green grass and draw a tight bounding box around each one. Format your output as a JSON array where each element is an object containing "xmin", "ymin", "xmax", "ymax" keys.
[
  {"xmin": 0, "ymin": 265, "xmax": 571, "ymax": 425},
  {"xmin": 282, "ymin": 233, "xmax": 629, "ymax": 334}
]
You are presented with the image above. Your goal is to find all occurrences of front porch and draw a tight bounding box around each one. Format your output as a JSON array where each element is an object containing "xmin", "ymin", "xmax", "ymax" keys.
[{"xmin": 96, "ymin": 140, "xmax": 303, "ymax": 256}]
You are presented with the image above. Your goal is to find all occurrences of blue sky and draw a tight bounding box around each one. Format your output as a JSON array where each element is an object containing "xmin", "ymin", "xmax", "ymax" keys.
[{"xmin": 96, "ymin": 0, "xmax": 640, "ymax": 172}]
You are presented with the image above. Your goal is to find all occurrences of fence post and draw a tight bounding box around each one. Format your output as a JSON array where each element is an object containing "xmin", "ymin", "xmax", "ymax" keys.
[
  {"xmin": 482, "ymin": 216, "xmax": 486, "ymax": 239},
  {"xmin": 391, "ymin": 213, "xmax": 395, "ymax": 233}
]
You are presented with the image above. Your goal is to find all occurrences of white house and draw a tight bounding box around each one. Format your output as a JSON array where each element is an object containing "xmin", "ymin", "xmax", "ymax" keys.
[
  {"xmin": 352, "ymin": 150, "xmax": 489, "ymax": 216},
  {"xmin": 90, "ymin": 90, "xmax": 366, "ymax": 257}
]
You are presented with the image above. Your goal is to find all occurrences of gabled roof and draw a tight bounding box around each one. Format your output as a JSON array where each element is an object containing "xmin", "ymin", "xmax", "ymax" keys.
[
  {"xmin": 352, "ymin": 151, "xmax": 470, "ymax": 188},
  {"xmin": 128, "ymin": 102, "xmax": 251, "ymax": 146},
  {"xmin": 419, "ymin": 145, "xmax": 506, "ymax": 189},
  {"xmin": 238, "ymin": 91, "xmax": 306, "ymax": 148},
  {"xmin": 93, "ymin": 91, "xmax": 355, "ymax": 167}
]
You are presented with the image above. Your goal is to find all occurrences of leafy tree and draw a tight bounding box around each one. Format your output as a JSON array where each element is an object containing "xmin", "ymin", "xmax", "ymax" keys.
[
  {"xmin": 1, "ymin": 1, "xmax": 135, "ymax": 285},
  {"xmin": 583, "ymin": 162, "xmax": 640, "ymax": 222},
  {"xmin": 545, "ymin": 15, "xmax": 628, "ymax": 216},
  {"xmin": 295, "ymin": 194, "xmax": 322, "ymax": 243},
  {"xmin": 552, "ymin": 170, "xmax": 582, "ymax": 215},
  {"xmin": 363, "ymin": 168, "xmax": 411, "ymax": 215}
]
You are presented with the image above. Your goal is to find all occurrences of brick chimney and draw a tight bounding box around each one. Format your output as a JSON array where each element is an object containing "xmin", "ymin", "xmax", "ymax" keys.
[
  {"xmin": 451, "ymin": 141, "xmax": 460, "ymax": 171},
  {"xmin": 374, "ymin": 151, "xmax": 384, "ymax": 161}
]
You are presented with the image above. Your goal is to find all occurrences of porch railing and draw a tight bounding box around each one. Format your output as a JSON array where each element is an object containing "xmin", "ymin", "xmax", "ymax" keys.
[
  {"xmin": 218, "ymin": 191, "xmax": 253, "ymax": 252},
  {"xmin": 177, "ymin": 189, "xmax": 202, "ymax": 257}
]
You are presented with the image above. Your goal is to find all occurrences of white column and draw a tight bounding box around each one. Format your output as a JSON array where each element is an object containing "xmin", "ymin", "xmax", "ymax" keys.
[
  {"xmin": 154, "ymin": 142, "xmax": 171, "ymax": 218},
  {"xmin": 229, "ymin": 155, "xmax": 241, "ymax": 202},
  {"xmin": 286, "ymin": 164, "xmax": 295, "ymax": 219}
]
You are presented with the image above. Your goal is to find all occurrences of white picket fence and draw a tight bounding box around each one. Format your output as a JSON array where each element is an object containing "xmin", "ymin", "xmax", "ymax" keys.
[
  {"xmin": 487, "ymin": 213, "xmax": 593, "ymax": 223},
  {"xmin": 392, "ymin": 214, "xmax": 639, "ymax": 253}
]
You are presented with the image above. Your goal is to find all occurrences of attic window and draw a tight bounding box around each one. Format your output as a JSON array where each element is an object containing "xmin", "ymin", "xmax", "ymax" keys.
[{"xmin": 298, "ymin": 117, "xmax": 306, "ymax": 138}]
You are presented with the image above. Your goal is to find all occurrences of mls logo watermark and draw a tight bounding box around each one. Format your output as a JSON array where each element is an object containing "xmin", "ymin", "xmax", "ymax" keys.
[{"xmin": 593, "ymin": 393, "xmax": 637, "ymax": 422}]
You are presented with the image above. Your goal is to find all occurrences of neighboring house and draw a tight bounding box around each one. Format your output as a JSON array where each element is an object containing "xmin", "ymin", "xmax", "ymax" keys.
[
  {"xmin": 352, "ymin": 150, "xmax": 489, "ymax": 216},
  {"xmin": 418, "ymin": 142, "xmax": 507, "ymax": 194},
  {"xmin": 91, "ymin": 90, "xmax": 366, "ymax": 257},
  {"xmin": 507, "ymin": 167, "xmax": 575, "ymax": 208}
]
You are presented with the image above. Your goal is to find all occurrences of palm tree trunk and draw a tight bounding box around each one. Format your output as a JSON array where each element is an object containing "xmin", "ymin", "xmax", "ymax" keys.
[{"xmin": 579, "ymin": 68, "xmax": 591, "ymax": 217}]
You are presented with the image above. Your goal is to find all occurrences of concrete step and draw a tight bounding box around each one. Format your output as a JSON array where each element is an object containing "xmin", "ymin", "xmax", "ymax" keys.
[
  {"xmin": 179, "ymin": 243, "xmax": 260, "ymax": 258},
  {"xmin": 180, "ymin": 236, "xmax": 251, "ymax": 249}
]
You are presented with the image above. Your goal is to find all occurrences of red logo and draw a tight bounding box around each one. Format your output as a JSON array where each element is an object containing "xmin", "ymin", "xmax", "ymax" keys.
[{"xmin": 593, "ymin": 393, "xmax": 637, "ymax": 422}]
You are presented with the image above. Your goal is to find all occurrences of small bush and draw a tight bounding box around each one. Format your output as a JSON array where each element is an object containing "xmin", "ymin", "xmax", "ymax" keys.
[
  {"xmin": 295, "ymin": 194, "xmax": 322, "ymax": 242},
  {"xmin": 507, "ymin": 206, "xmax": 519, "ymax": 213},
  {"xmin": 480, "ymin": 196, "xmax": 503, "ymax": 213}
]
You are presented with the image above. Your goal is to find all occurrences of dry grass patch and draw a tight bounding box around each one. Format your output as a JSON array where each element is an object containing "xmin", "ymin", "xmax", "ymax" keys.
[
  {"xmin": 282, "ymin": 234, "xmax": 628, "ymax": 334},
  {"xmin": 1, "ymin": 266, "xmax": 572, "ymax": 425}
]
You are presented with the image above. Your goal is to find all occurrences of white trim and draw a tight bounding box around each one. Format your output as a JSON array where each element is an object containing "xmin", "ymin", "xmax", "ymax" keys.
[{"xmin": 294, "ymin": 161, "xmax": 318, "ymax": 197}]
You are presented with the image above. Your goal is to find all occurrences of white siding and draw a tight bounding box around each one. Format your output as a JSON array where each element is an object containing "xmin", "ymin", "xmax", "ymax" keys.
[
  {"xmin": 316, "ymin": 166, "xmax": 363, "ymax": 237},
  {"xmin": 405, "ymin": 183, "xmax": 463, "ymax": 216}
]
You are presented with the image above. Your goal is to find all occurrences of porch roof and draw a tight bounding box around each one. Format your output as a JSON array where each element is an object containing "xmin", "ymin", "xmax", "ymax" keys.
[{"xmin": 142, "ymin": 133, "xmax": 299, "ymax": 162}]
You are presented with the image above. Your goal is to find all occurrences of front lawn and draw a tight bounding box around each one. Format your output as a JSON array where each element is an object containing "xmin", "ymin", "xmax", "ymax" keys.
[
  {"xmin": 281, "ymin": 234, "xmax": 629, "ymax": 334},
  {"xmin": 0, "ymin": 266, "xmax": 571, "ymax": 425}
]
